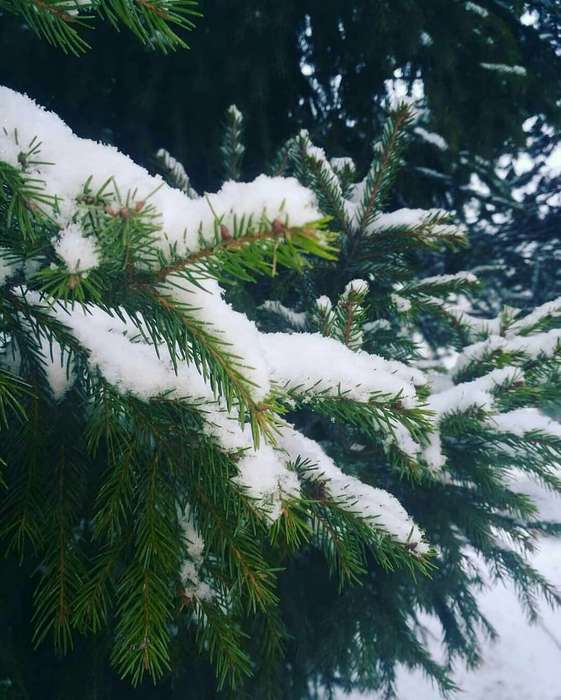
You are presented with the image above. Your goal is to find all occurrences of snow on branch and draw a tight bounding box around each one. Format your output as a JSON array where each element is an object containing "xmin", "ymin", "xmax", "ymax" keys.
[
  {"xmin": 413, "ymin": 126, "xmax": 448, "ymax": 151},
  {"xmin": 507, "ymin": 297, "xmax": 561, "ymax": 336},
  {"xmin": 480, "ymin": 63, "xmax": 527, "ymax": 77},
  {"xmin": 0, "ymin": 86, "xmax": 428, "ymax": 552},
  {"xmin": 277, "ymin": 426, "xmax": 428, "ymax": 553},
  {"xmin": 429, "ymin": 366, "xmax": 524, "ymax": 417},
  {"xmin": 156, "ymin": 147, "xmax": 198, "ymax": 198},
  {"xmin": 454, "ymin": 329, "xmax": 561, "ymax": 380},
  {"xmin": 421, "ymin": 367, "xmax": 525, "ymax": 470},
  {"xmin": 260, "ymin": 332, "xmax": 425, "ymax": 407},
  {"xmin": 259, "ymin": 300, "xmax": 307, "ymax": 329},
  {"xmin": 0, "ymin": 87, "xmax": 322, "ymax": 262},
  {"xmin": 487, "ymin": 408, "xmax": 561, "ymax": 440}
]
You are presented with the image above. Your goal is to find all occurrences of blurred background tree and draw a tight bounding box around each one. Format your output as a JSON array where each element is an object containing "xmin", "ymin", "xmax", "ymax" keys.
[
  {"xmin": 0, "ymin": 2, "xmax": 557, "ymax": 179},
  {"xmin": 4, "ymin": 1, "xmax": 559, "ymax": 301}
]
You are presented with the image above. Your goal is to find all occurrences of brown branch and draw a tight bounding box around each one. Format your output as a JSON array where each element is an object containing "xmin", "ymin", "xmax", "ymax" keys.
[
  {"xmin": 155, "ymin": 220, "xmax": 291, "ymax": 280},
  {"xmin": 341, "ymin": 300, "xmax": 356, "ymax": 347},
  {"xmin": 32, "ymin": 0, "xmax": 77, "ymax": 23},
  {"xmin": 359, "ymin": 107, "xmax": 410, "ymax": 227},
  {"xmin": 136, "ymin": 0, "xmax": 170, "ymax": 20}
]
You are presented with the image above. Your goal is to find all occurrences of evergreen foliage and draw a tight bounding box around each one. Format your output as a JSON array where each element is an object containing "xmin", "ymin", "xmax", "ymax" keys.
[
  {"xmin": 0, "ymin": 0, "xmax": 199, "ymax": 53},
  {"xmin": 3, "ymin": 1, "xmax": 560, "ymax": 314},
  {"xmin": 1, "ymin": 1, "xmax": 559, "ymax": 187},
  {"xmin": 1, "ymin": 87, "xmax": 561, "ymax": 700}
]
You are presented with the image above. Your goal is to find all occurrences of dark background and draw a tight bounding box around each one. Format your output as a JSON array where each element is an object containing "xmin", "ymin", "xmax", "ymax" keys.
[{"xmin": 1, "ymin": 1, "xmax": 561, "ymax": 300}]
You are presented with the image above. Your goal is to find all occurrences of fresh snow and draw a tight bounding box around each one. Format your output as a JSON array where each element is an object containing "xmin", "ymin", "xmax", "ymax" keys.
[
  {"xmin": 260, "ymin": 300, "xmax": 307, "ymax": 329},
  {"xmin": 366, "ymin": 208, "xmax": 460, "ymax": 239},
  {"xmin": 428, "ymin": 366, "xmax": 523, "ymax": 416},
  {"xmin": 315, "ymin": 295, "xmax": 333, "ymax": 313},
  {"xmin": 26, "ymin": 293, "xmax": 299, "ymax": 517},
  {"xmin": 277, "ymin": 426, "xmax": 428, "ymax": 552},
  {"xmin": 412, "ymin": 271, "xmax": 478, "ymax": 288},
  {"xmin": 420, "ymin": 31, "xmax": 433, "ymax": 47},
  {"xmin": 0, "ymin": 248, "xmax": 19, "ymax": 286},
  {"xmin": 235, "ymin": 443, "xmax": 301, "ymax": 521},
  {"xmin": 414, "ymin": 126, "xmax": 448, "ymax": 151},
  {"xmin": 487, "ymin": 408, "xmax": 561, "ymax": 439},
  {"xmin": 165, "ymin": 275, "xmax": 272, "ymax": 402},
  {"xmin": 39, "ymin": 339, "xmax": 73, "ymax": 400},
  {"xmin": 0, "ymin": 87, "xmax": 321, "ymax": 260},
  {"xmin": 343, "ymin": 278, "xmax": 369, "ymax": 297},
  {"xmin": 156, "ymin": 147, "xmax": 198, "ymax": 197},
  {"xmin": 480, "ymin": 63, "xmax": 528, "ymax": 77},
  {"xmin": 454, "ymin": 328, "xmax": 561, "ymax": 377},
  {"xmin": 180, "ymin": 512, "xmax": 214, "ymax": 601},
  {"xmin": 391, "ymin": 293, "xmax": 412, "ymax": 312},
  {"xmin": 330, "ymin": 156, "xmax": 356, "ymax": 173},
  {"xmin": 509, "ymin": 297, "xmax": 561, "ymax": 335},
  {"xmin": 434, "ymin": 299, "xmax": 503, "ymax": 335},
  {"xmin": 259, "ymin": 332, "xmax": 425, "ymax": 407},
  {"xmin": 342, "ymin": 475, "xmax": 561, "ymax": 700},
  {"xmin": 227, "ymin": 103, "xmax": 243, "ymax": 122},
  {"xmin": 53, "ymin": 223, "xmax": 100, "ymax": 273},
  {"xmin": 364, "ymin": 319, "xmax": 391, "ymax": 333},
  {"xmin": 465, "ymin": 2, "xmax": 489, "ymax": 17},
  {"xmin": 369, "ymin": 208, "xmax": 440, "ymax": 230}
]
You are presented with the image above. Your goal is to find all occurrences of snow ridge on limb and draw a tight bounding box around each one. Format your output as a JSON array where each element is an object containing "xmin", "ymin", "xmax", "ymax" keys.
[
  {"xmin": 259, "ymin": 300, "xmax": 307, "ymax": 329},
  {"xmin": 0, "ymin": 87, "xmax": 426, "ymax": 565},
  {"xmin": 0, "ymin": 87, "xmax": 322, "ymax": 260},
  {"xmin": 429, "ymin": 366, "xmax": 524, "ymax": 417},
  {"xmin": 487, "ymin": 408, "xmax": 561, "ymax": 439},
  {"xmin": 277, "ymin": 426, "xmax": 428, "ymax": 554},
  {"xmin": 420, "ymin": 293, "xmax": 561, "ymax": 469},
  {"xmin": 259, "ymin": 332, "xmax": 424, "ymax": 407}
]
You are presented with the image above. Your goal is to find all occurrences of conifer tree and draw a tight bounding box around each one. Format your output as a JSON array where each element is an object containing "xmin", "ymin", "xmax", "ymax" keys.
[{"xmin": 1, "ymin": 85, "xmax": 561, "ymax": 700}]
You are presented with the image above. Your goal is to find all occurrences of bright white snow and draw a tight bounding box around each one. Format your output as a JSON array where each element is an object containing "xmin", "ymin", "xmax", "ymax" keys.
[
  {"xmin": 342, "ymin": 476, "xmax": 561, "ymax": 700},
  {"xmin": 53, "ymin": 223, "xmax": 100, "ymax": 273}
]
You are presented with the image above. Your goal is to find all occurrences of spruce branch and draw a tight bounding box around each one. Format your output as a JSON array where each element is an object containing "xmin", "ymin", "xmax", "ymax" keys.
[
  {"xmin": 143, "ymin": 286, "xmax": 277, "ymax": 443},
  {"xmin": 0, "ymin": 159, "xmax": 57, "ymax": 244},
  {"xmin": 293, "ymin": 131, "xmax": 353, "ymax": 234},
  {"xmin": 188, "ymin": 598, "xmax": 253, "ymax": 690},
  {"xmin": 1, "ymin": 0, "xmax": 91, "ymax": 55},
  {"xmin": 0, "ymin": 389, "xmax": 48, "ymax": 557},
  {"xmin": 221, "ymin": 105, "xmax": 245, "ymax": 182},
  {"xmin": 152, "ymin": 217, "xmax": 336, "ymax": 282},
  {"xmin": 3, "ymin": 85, "xmax": 561, "ymax": 699},
  {"xmin": 0, "ymin": 0, "xmax": 200, "ymax": 53},
  {"xmin": 31, "ymin": 431, "xmax": 87, "ymax": 654},
  {"xmin": 110, "ymin": 453, "xmax": 181, "ymax": 684},
  {"xmin": 191, "ymin": 479, "xmax": 280, "ymax": 614},
  {"xmin": 298, "ymin": 473, "xmax": 430, "ymax": 589},
  {"xmin": 0, "ymin": 368, "xmax": 30, "ymax": 427},
  {"xmin": 155, "ymin": 147, "xmax": 198, "ymax": 198},
  {"xmin": 268, "ymin": 138, "xmax": 294, "ymax": 178},
  {"xmin": 355, "ymin": 103, "xmax": 415, "ymax": 232}
]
